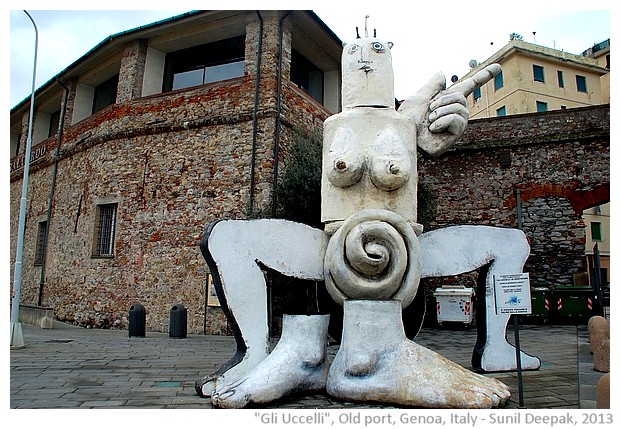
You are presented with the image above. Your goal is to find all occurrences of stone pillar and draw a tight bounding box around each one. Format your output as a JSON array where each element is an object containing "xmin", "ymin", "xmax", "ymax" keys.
[
  {"xmin": 588, "ymin": 316, "xmax": 610, "ymax": 373},
  {"xmin": 117, "ymin": 39, "xmax": 148, "ymax": 103},
  {"xmin": 596, "ymin": 372, "xmax": 610, "ymax": 408},
  {"xmin": 242, "ymin": 11, "xmax": 292, "ymax": 213},
  {"xmin": 588, "ymin": 315, "xmax": 610, "ymax": 352},
  {"xmin": 245, "ymin": 11, "xmax": 289, "ymax": 108},
  {"xmin": 19, "ymin": 110, "xmax": 30, "ymax": 157},
  {"xmin": 593, "ymin": 339, "xmax": 610, "ymax": 372}
]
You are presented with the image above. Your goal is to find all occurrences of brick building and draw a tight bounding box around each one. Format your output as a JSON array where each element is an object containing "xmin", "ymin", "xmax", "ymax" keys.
[{"xmin": 9, "ymin": 11, "xmax": 343, "ymax": 333}]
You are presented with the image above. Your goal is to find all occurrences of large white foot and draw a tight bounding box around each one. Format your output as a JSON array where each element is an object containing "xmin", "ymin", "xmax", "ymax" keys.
[
  {"xmin": 327, "ymin": 300, "xmax": 510, "ymax": 408},
  {"xmin": 195, "ymin": 352, "xmax": 266, "ymax": 398},
  {"xmin": 212, "ymin": 314, "xmax": 330, "ymax": 408}
]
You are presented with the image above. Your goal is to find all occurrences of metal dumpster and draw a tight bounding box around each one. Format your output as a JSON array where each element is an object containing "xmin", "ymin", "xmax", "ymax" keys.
[
  {"xmin": 555, "ymin": 285, "xmax": 595, "ymax": 321},
  {"xmin": 530, "ymin": 286, "xmax": 551, "ymax": 317}
]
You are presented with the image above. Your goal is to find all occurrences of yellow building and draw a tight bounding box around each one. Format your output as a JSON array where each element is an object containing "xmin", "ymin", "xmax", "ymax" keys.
[
  {"xmin": 582, "ymin": 39, "xmax": 610, "ymax": 103},
  {"xmin": 583, "ymin": 202, "xmax": 610, "ymax": 286},
  {"xmin": 461, "ymin": 39, "xmax": 610, "ymax": 119}
]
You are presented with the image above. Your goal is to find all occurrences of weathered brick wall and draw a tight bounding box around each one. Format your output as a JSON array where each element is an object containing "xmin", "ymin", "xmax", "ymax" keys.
[{"xmin": 418, "ymin": 105, "xmax": 610, "ymax": 287}]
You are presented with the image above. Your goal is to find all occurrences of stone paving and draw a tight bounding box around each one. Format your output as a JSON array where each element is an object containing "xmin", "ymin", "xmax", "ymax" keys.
[{"xmin": 9, "ymin": 318, "xmax": 609, "ymax": 411}]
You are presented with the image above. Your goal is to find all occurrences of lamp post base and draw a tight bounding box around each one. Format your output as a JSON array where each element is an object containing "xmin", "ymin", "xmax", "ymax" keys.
[{"xmin": 10, "ymin": 322, "xmax": 25, "ymax": 349}]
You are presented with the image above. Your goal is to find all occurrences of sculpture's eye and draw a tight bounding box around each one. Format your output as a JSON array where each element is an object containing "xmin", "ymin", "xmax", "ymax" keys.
[
  {"xmin": 371, "ymin": 42, "xmax": 386, "ymax": 53},
  {"xmin": 348, "ymin": 44, "xmax": 360, "ymax": 54}
]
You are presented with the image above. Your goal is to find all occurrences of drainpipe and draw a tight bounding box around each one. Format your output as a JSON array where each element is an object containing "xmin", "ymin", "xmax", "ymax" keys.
[
  {"xmin": 249, "ymin": 11, "xmax": 263, "ymax": 215},
  {"xmin": 485, "ymin": 81, "xmax": 490, "ymax": 118},
  {"xmin": 37, "ymin": 78, "xmax": 69, "ymax": 306},
  {"xmin": 515, "ymin": 188, "xmax": 523, "ymax": 229},
  {"xmin": 272, "ymin": 10, "xmax": 292, "ymax": 217}
]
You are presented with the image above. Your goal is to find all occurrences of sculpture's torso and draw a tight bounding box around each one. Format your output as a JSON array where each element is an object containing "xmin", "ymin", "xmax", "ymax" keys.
[{"xmin": 321, "ymin": 107, "xmax": 420, "ymax": 235}]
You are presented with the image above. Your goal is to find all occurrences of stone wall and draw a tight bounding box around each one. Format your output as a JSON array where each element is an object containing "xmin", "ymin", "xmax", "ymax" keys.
[{"xmin": 418, "ymin": 105, "xmax": 610, "ymax": 287}]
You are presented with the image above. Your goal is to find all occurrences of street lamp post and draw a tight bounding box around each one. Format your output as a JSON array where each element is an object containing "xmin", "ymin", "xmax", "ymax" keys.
[{"xmin": 11, "ymin": 10, "xmax": 39, "ymax": 348}]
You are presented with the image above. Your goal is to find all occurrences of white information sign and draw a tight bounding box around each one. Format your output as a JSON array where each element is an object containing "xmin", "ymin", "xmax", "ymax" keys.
[{"xmin": 494, "ymin": 273, "xmax": 532, "ymax": 315}]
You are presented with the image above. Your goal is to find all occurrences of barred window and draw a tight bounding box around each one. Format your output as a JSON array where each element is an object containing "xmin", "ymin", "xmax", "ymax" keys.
[
  {"xmin": 93, "ymin": 203, "xmax": 117, "ymax": 257},
  {"xmin": 34, "ymin": 221, "xmax": 48, "ymax": 266}
]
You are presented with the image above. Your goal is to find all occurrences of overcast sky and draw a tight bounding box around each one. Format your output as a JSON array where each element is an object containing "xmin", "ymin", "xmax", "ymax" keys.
[{"xmin": 7, "ymin": 1, "xmax": 613, "ymax": 108}]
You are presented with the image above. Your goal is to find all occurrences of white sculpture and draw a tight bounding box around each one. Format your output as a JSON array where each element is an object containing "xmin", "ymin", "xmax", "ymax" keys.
[
  {"xmin": 196, "ymin": 28, "xmax": 540, "ymax": 408},
  {"xmin": 328, "ymin": 300, "xmax": 509, "ymax": 408},
  {"xmin": 213, "ymin": 314, "xmax": 330, "ymax": 408}
]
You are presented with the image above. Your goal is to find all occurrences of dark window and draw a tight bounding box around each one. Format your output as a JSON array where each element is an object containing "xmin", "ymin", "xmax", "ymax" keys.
[
  {"xmin": 557, "ymin": 70, "xmax": 564, "ymax": 88},
  {"xmin": 48, "ymin": 110, "xmax": 60, "ymax": 139},
  {"xmin": 496, "ymin": 106, "xmax": 506, "ymax": 117},
  {"xmin": 34, "ymin": 221, "xmax": 48, "ymax": 266},
  {"xmin": 499, "ymin": 150, "xmax": 511, "ymax": 168},
  {"xmin": 473, "ymin": 87, "xmax": 481, "ymax": 102},
  {"xmin": 494, "ymin": 70, "xmax": 504, "ymax": 91},
  {"xmin": 536, "ymin": 101, "xmax": 548, "ymax": 112},
  {"xmin": 92, "ymin": 75, "xmax": 119, "ymax": 114},
  {"xmin": 291, "ymin": 49, "xmax": 324, "ymax": 104},
  {"xmin": 576, "ymin": 75, "xmax": 588, "ymax": 93},
  {"xmin": 163, "ymin": 36, "xmax": 245, "ymax": 92},
  {"xmin": 591, "ymin": 221, "xmax": 603, "ymax": 241},
  {"xmin": 93, "ymin": 203, "xmax": 117, "ymax": 257},
  {"xmin": 13, "ymin": 134, "xmax": 21, "ymax": 158},
  {"xmin": 533, "ymin": 65, "xmax": 545, "ymax": 82}
]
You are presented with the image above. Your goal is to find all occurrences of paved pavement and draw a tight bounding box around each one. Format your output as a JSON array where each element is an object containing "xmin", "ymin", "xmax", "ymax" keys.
[{"xmin": 10, "ymin": 318, "xmax": 608, "ymax": 410}]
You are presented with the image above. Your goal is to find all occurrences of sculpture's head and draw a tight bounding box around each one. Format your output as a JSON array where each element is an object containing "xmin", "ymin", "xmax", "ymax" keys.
[{"xmin": 342, "ymin": 36, "xmax": 395, "ymax": 109}]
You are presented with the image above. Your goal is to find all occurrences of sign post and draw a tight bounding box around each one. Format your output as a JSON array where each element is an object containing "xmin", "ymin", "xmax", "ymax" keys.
[{"xmin": 494, "ymin": 273, "xmax": 532, "ymax": 408}]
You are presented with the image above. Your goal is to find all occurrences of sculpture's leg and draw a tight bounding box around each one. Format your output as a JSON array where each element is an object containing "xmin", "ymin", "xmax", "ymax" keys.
[
  {"xmin": 419, "ymin": 225, "xmax": 541, "ymax": 372},
  {"xmin": 196, "ymin": 219, "xmax": 328, "ymax": 397},
  {"xmin": 327, "ymin": 300, "xmax": 510, "ymax": 408},
  {"xmin": 212, "ymin": 314, "xmax": 330, "ymax": 408}
]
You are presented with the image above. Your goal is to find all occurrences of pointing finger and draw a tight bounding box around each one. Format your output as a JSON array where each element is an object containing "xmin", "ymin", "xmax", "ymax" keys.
[{"xmin": 444, "ymin": 63, "xmax": 502, "ymax": 97}]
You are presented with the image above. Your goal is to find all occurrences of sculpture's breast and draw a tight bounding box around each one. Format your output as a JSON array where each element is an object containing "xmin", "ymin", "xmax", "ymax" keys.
[{"xmin": 321, "ymin": 108, "xmax": 420, "ymax": 235}]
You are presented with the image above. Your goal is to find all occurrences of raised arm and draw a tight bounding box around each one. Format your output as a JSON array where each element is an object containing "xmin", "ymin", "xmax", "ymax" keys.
[{"xmin": 398, "ymin": 64, "xmax": 501, "ymax": 157}]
